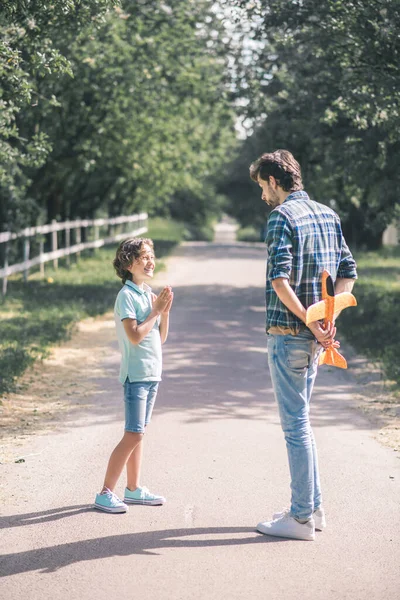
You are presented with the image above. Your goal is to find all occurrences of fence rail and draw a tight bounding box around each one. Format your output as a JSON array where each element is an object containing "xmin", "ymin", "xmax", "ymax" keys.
[{"xmin": 0, "ymin": 212, "xmax": 148, "ymax": 295}]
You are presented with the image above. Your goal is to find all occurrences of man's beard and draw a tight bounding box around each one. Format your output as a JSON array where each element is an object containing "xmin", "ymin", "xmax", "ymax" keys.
[{"xmin": 267, "ymin": 188, "xmax": 280, "ymax": 208}]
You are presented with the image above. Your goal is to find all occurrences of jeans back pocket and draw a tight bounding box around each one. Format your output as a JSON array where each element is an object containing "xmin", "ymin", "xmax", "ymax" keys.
[{"xmin": 284, "ymin": 339, "xmax": 310, "ymax": 371}]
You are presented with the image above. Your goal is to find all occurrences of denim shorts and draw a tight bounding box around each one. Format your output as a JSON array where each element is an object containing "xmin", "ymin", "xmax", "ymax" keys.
[{"xmin": 124, "ymin": 380, "xmax": 159, "ymax": 433}]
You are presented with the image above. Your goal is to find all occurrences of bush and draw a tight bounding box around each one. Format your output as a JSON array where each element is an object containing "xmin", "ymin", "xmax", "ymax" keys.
[
  {"xmin": 236, "ymin": 226, "xmax": 262, "ymax": 243},
  {"xmin": 183, "ymin": 224, "xmax": 215, "ymax": 241},
  {"xmin": 0, "ymin": 346, "xmax": 37, "ymax": 394},
  {"xmin": 341, "ymin": 285, "xmax": 400, "ymax": 383},
  {"xmin": 340, "ymin": 248, "xmax": 400, "ymax": 385}
]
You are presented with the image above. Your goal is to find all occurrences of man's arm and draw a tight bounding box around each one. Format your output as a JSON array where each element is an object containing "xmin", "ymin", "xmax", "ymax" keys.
[
  {"xmin": 337, "ymin": 236, "xmax": 357, "ymax": 280},
  {"xmin": 333, "ymin": 277, "xmax": 355, "ymax": 321},
  {"xmin": 334, "ymin": 226, "xmax": 357, "ymax": 320},
  {"xmin": 266, "ymin": 211, "xmax": 335, "ymax": 344},
  {"xmin": 271, "ymin": 278, "xmax": 307, "ymax": 323},
  {"xmin": 271, "ymin": 278, "xmax": 336, "ymax": 345}
]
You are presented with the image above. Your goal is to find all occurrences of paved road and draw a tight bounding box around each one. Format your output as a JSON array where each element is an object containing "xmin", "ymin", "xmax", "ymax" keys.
[{"xmin": 1, "ymin": 242, "xmax": 399, "ymax": 600}]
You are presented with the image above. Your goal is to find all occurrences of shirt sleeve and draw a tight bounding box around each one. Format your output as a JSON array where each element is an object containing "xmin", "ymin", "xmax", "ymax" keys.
[
  {"xmin": 118, "ymin": 289, "xmax": 138, "ymax": 321},
  {"xmin": 337, "ymin": 235, "xmax": 358, "ymax": 279},
  {"xmin": 266, "ymin": 210, "xmax": 293, "ymax": 281}
]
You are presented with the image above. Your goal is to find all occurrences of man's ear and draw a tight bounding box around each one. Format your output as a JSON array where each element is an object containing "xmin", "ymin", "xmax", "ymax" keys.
[{"xmin": 269, "ymin": 176, "xmax": 278, "ymax": 190}]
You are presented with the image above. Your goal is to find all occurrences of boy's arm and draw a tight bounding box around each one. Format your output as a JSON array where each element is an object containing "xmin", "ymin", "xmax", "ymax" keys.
[
  {"xmin": 159, "ymin": 291, "xmax": 173, "ymax": 344},
  {"xmin": 123, "ymin": 311, "xmax": 161, "ymax": 345},
  {"xmin": 122, "ymin": 287, "xmax": 172, "ymax": 345},
  {"xmin": 159, "ymin": 313, "xmax": 169, "ymax": 344}
]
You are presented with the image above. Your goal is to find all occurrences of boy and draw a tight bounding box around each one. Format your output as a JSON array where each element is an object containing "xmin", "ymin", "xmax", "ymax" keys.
[{"xmin": 94, "ymin": 237, "xmax": 173, "ymax": 513}]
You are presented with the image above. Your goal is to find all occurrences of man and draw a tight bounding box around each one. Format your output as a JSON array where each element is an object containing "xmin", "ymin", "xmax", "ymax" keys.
[{"xmin": 250, "ymin": 150, "xmax": 357, "ymax": 541}]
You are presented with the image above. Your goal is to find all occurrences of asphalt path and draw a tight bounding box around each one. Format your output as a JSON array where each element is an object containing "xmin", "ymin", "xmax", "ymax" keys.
[{"xmin": 1, "ymin": 241, "xmax": 399, "ymax": 600}]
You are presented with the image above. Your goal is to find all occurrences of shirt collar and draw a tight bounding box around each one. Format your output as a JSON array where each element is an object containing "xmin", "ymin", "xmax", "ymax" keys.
[
  {"xmin": 125, "ymin": 280, "xmax": 151, "ymax": 295},
  {"xmin": 283, "ymin": 190, "xmax": 309, "ymax": 204}
]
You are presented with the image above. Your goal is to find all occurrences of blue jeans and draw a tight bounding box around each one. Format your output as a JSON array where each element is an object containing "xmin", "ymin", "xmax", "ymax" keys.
[
  {"xmin": 124, "ymin": 380, "xmax": 159, "ymax": 433},
  {"xmin": 267, "ymin": 330, "xmax": 322, "ymax": 520}
]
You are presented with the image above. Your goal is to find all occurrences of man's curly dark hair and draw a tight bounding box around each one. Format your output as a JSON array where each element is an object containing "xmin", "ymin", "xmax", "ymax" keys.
[
  {"xmin": 113, "ymin": 237, "xmax": 154, "ymax": 284},
  {"xmin": 249, "ymin": 149, "xmax": 303, "ymax": 192}
]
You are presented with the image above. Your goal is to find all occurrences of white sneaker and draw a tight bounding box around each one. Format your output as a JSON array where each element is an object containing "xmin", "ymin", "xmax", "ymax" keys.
[
  {"xmin": 273, "ymin": 507, "xmax": 326, "ymax": 531},
  {"xmin": 257, "ymin": 514, "xmax": 315, "ymax": 541}
]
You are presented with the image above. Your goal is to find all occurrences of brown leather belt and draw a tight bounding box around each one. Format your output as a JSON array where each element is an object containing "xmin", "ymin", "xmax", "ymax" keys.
[{"xmin": 268, "ymin": 325, "xmax": 308, "ymax": 336}]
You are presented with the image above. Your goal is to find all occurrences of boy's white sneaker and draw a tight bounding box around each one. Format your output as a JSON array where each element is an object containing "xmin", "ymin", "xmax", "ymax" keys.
[
  {"xmin": 257, "ymin": 514, "xmax": 315, "ymax": 541},
  {"xmin": 273, "ymin": 506, "xmax": 326, "ymax": 531}
]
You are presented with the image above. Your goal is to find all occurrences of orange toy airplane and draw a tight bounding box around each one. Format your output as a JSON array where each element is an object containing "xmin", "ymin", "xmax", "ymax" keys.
[{"xmin": 305, "ymin": 270, "xmax": 357, "ymax": 369}]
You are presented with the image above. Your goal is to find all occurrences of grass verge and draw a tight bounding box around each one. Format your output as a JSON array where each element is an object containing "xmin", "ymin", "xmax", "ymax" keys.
[
  {"xmin": 236, "ymin": 226, "xmax": 262, "ymax": 243},
  {"xmin": 0, "ymin": 218, "xmax": 184, "ymax": 396},
  {"xmin": 341, "ymin": 246, "xmax": 400, "ymax": 386}
]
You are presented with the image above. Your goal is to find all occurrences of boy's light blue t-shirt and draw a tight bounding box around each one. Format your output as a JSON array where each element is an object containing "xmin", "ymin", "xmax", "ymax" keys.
[{"xmin": 114, "ymin": 280, "xmax": 162, "ymax": 384}]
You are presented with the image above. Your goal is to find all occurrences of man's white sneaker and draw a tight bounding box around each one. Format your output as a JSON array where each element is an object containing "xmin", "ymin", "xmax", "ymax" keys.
[
  {"xmin": 272, "ymin": 507, "xmax": 326, "ymax": 531},
  {"xmin": 257, "ymin": 514, "xmax": 315, "ymax": 541}
]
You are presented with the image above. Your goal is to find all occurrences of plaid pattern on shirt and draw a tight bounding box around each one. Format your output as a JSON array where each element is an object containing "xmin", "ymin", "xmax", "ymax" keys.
[{"xmin": 265, "ymin": 190, "xmax": 357, "ymax": 331}]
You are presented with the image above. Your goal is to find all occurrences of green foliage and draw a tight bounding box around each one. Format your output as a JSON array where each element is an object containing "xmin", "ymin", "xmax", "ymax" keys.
[
  {"xmin": 340, "ymin": 248, "xmax": 400, "ymax": 384},
  {"xmin": 147, "ymin": 217, "xmax": 186, "ymax": 243},
  {"xmin": 147, "ymin": 217, "xmax": 186, "ymax": 258},
  {"xmin": 0, "ymin": 0, "xmax": 117, "ymax": 229},
  {"xmin": 0, "ymin": 1, "xmax": 237, "ymax": 234},
  {"xmin": 224, "ymin": 0, "xmax": 400, "ymax": 248},
  {"xmin": 184, "ymin": 223, "xmax": 215, "ymax": 242},
  {"xmin": 0, "ymin": 345, "xmax": 37, "ymax": 394},
  {"xmin": 236, "ymin": 226, "xmax": 261, "ymax": 243}
]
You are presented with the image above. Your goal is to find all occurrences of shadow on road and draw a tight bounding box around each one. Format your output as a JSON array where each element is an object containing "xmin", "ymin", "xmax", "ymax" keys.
[
  {"xmin": 0, "ymin": 505, "xmax": 91, "ymax": 529},
  {"xmin": 2, "ymin": 241, "xmax": 378, "ymax": 444},
  {"xmin": 0, "ymin": 518, "xmax": 289, "ymax": 576},
  {"xmin": 59, "ymin": 282, "xmax": 372, "ymax": 434}
]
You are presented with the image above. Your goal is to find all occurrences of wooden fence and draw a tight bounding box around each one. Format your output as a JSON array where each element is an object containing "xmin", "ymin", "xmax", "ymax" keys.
[{"xmin": 0, "ymin": 213, "xmax": 148, "ymax": 296}]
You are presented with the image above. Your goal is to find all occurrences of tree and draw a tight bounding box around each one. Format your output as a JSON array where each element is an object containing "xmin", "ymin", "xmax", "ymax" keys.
[
  {"xmin": 1, "ymin": 1, "xmax": 238, "ymax": 234},
  {"xmin": 0, "ymin": 0, "xmax": 117, "ymax": 230},
  {"xmin": 224, "ymin": 0, "xmax": 400, "ymax": 247}
]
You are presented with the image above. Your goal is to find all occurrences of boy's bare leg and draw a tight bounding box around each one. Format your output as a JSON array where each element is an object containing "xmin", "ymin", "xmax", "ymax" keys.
[
  {"xmin": 101, "ymin": 431, "xmax": 143, "ymax": 493},
  {"xmin": 126, "ymin": 436, "xmax": 143, "ymax": 491}
]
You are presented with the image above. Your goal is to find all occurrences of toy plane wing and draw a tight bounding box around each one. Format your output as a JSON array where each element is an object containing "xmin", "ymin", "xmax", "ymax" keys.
[
  {"xmin": 305, "ymin": 270, "xmax": 357, "ymax": 370},
  {"xmin": 305, "ymin": 292, "xmax": 357, "ymax": 325}
]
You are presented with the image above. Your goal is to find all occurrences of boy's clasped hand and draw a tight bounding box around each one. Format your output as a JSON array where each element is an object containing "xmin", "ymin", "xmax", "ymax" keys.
[{"xmin": 152, "ymin": 286, "xmax": 174, "ymax": 315}]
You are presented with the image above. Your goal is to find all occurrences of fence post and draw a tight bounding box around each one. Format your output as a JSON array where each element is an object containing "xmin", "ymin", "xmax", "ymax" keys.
[
  {"xmin": 23, "ymin": 236, "xmax": 30, "ymax": 282},
  {"xmin": 51, "ymin": 220, "xmax": 58, "ymax": 269},
  {"xmin": 65, "ymin": 223, "xmax": 71, "ymax": 267},
  {"xmin": 2, "ymin": 241, "xmax": 9, "ymax": 296},
  {"xmin": 75, "ymin": 226, "xmax": 81, "ymax": 261},
  {"xmin": 39, "ymin": 236, "xmax": 45, "ymax": 277},
  {"xmin": 94, "ymin": 224, "xmax": 99, "ymax": 252}
]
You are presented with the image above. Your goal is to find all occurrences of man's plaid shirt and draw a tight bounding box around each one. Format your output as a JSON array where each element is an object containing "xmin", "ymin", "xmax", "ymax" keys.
[{"xmin": 265, "ymin": 190, "xmax": 357, "ymax": 331}]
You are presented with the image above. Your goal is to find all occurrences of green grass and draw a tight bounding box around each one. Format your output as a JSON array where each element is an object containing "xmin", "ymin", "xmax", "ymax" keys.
[
  {"xmin": 0, "ymin": 218, "xmax": 184, "ymax": 396},
  {"xmin": 148, "ymin": 217, "xmax": 186, "ymax": 244},
  {"xmin": 236, "ymin": 226, "xmax": 262, "ymax": 243},
  {"xmin": 3, "ymin": 216, "xmax": 398, "ymax": 394},
  {"xmin": 340, "ymin": 246, "xmax": 400, "ymax": 385}
]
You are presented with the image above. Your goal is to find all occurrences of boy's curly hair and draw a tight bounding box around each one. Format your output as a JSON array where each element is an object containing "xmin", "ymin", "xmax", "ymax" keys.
[{"xmin": 113, "ymin": 237, "xmax": 154, "ymax": 284}]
